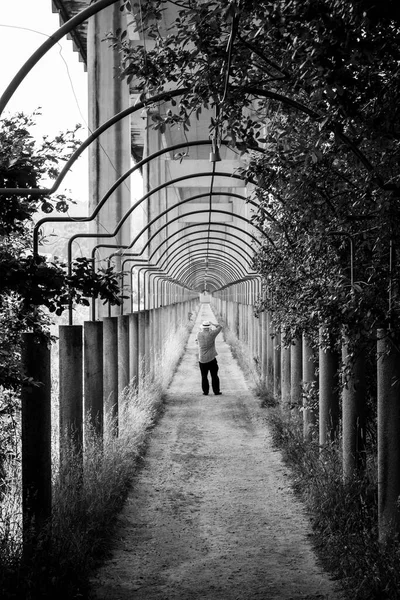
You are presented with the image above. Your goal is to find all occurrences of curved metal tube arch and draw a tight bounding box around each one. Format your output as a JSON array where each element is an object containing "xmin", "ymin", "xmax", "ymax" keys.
[
  {"xmin": 92, "ymin": 207, "xmax": 265, "ymax": 263},
  {"xmin": 175, "ymin": 258, "xmax": 241, "ymax": 285},
  {"xmin": 50, "ymin": 174, "xmax": 257, "ymax": 261},
  {"xmin": 173, "ymin": 254, "xmax": 245, "ymax": 284},
  {"xmin": 158, "ymin": 239, "xmax": 254, "ymax": 276},
  {"xmin": 147, "ymin": 221, "xmax": 260, "ymax": 259},
  {"xmin": 32, "ymin": 139, "xmax": 231, "ymax": 247},
  {"xmin": 154, "ymin": 233, "xmax": 255, "ymax": 270}
]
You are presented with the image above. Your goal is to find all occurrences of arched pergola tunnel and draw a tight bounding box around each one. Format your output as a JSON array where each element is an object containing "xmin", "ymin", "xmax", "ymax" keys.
[{"xmin": 1, "ymin": 0, "xmax": 400, "ymax": 545}]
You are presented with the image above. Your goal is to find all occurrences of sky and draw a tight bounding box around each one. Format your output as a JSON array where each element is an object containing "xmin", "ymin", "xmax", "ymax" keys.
[{"xmin": 0, "ymin": 0, "xmax": 89, "ymax": 209}]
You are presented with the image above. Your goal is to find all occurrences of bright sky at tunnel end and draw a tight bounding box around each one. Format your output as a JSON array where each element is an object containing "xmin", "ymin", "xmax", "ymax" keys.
[{"xmin": 0, "ymin": 0, "xmax": 89, "ymax": 208}]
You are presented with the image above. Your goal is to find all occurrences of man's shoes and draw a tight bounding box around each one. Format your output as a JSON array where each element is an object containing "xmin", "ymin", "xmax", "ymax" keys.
[
  {"xmin": 214, "ymin": 392, "xmax": 222, "ymax": 395},
  {"xmin": 203, "ymin": 392, "xmax": 208, "ymax": 395}
]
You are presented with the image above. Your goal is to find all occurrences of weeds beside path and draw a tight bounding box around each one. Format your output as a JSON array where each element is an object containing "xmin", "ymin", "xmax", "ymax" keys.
[{"xmin": 90, "ymin": 304, "xmax": 342, "ymax": 600}]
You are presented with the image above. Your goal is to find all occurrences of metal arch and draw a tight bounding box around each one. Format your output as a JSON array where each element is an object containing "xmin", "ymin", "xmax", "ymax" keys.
[
  {"xmin": 155, "ymin": 236, "xmax": 254, "ymax": 272},
  {"xmin": 157, "ymin": 239, "xmax": 254, "ymax": 276},
  {"xmin": 167, "ymin": 250, "xmax": 248, "ymax": 279},
  {"xmin": 146, "ymin": 220, "xmax": 260, "ymax": 259},
  {"xmin": 166, "ymin": 257, "xmax": 247, "ymax": 289},
  {"xmin": 149, "ymin": 227, "xmax": 256, "ymax": 264},
  {"xmin": 109, "ymin": 220, "xmax": 259, "ymax": 293},
  {"xmin": 80, "ymin": 180, "xmax": 261, "ymax": 256},
  {"xmin": 173, "ymin": 254, "xmax": 245, "ymax": 285},
  {"xmin": 190, "ymin": 270, "xmax": 260, "ymax": 293},
  {"xmin": 157, "ymin": 238, "xmax": 252, "ymax": 272},
  {"xmin": 92, "ymin": 208, "xmax": 266, "ymax": 263},
  {"xmin": 175, "ymin": 258, "xmax": 241, "ymax": 285},
  {"xmin": 1, "ymin": 81, "xmax": 378, "ymax": 195},
  {"xmin": 187, "ymin": 270, "xmax": 223, "ymax": 290},
  {"xmin": 32, "ymin": 139, "xmax": 235, "ymax": 247},
  {"xmin": 114, "ymin": 226, "xmax": 256, "ymax": 302},
  {"xmin": 1, "ymin": 16, "xmax": 380, "ymax": 198},
  {"xmin": 49, "ymin": 176, "xmax": 259, "ymax": 261}
]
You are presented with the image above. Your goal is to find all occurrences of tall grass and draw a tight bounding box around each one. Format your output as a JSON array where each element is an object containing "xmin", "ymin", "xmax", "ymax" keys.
[
  {"xmin": 0, "ymin": 321, "xmax": 193, "ymax": 599},
  {"xmin": 265, "ymin": 407, "xmax": 400, "ymax": 600}
]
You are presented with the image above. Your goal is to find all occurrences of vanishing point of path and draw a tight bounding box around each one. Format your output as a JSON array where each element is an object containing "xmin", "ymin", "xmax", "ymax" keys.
[{"xmin": 92, "ymin": 304, "xmax": 342, "ymax": 600}]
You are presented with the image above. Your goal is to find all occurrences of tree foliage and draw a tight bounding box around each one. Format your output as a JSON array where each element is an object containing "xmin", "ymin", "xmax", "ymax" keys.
[
  {"xmin": 110, "ymin": 0, "xmax": 400, "ymax": 347},
  {"xmin": 0, "ymin": 113, "xmax": 122, "ymax": 390}
]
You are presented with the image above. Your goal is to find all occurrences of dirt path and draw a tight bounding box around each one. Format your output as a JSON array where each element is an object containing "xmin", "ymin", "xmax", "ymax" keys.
[{"xmin": 91, "ymin": 305, "xmax": 342, "ymax": 600}]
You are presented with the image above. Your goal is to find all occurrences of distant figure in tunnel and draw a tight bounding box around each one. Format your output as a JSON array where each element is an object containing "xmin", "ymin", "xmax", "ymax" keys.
[{"xmin": 195, "ymin": 320, "xmax": 222, "ymax": 395}]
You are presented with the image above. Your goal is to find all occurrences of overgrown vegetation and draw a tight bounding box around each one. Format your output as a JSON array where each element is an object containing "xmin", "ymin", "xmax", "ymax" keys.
[
  {"xmin": 265, "ymin": 406, "xmax": 400, "ymax": 600},
  {"xmin": 0, "ymin": 112, "xmax": 122, "ymax": 393},
  {"xmin": 223, "ymin": 320, "xmax": 400, "ymax": 599},
  {"xmin": 0, "ymin": 323, "xmax": 192, "ymax": 600}
]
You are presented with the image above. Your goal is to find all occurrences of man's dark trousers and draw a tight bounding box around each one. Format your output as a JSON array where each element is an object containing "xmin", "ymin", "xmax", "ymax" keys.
[{"xmin": 199, "ymin": 358, "xmax": 220, "ymax": 395}]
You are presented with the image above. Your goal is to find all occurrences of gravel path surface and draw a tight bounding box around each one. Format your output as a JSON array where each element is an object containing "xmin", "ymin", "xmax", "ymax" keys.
[{"xmin": 91, "ymin": 304, "xmax": 343, "ymax": 600}]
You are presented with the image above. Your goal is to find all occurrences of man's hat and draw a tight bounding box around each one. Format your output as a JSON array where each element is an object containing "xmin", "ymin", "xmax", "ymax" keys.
[{"xmin": 202, "ymin": 320, "xmax": 211, "ymax": 328}]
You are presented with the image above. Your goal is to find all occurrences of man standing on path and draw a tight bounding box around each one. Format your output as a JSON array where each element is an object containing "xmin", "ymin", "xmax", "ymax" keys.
[{"xmin": 195, "ymin": 320, "xmax": 223, "ymax": 395}]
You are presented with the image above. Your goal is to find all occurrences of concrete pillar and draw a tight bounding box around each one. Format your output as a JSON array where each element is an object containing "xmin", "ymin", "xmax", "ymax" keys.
[
  {"xmin": 103, "ymin": 317, "xmax": 118, "ymax": 431},
  {"xmin": 342, "ymin": 337, "xmax": 366, "ymax": 479},
  {"xmin": 129, "ymin": 312, "xmax": 139, "ymax": 387},
  {"xmin": 155, "ymin": 307, "xmax": 162, "ymax": 361},
  {"xmin": 261, "ymin": 312, "xmax": 268, "ymax": 384},
  {"xmin": 87, "ymin": 4, "xmax": 131, "ymax": 317},
  {"xmin": 118, "ymin": 314, "xmax": 130, "ymax": 394},
  {"xmin": 144, "ymin": 309, "xmax": 151, "ymax": 376},
  {"xmin": 59, "ymin": 325, "xmax": 83, "ymax": 452},
  {"xmin": 290, "ymin": 337, "xmax": 303, "ymax": 408},
  {"xmin": 319, "ymin": 327, "xmax": 339, "ymax": 445},
  {"xmin": 281, "ymin": 345, "xmax": 291, "ymax": 407},
  {"xmin": 302, "ymin": 335, "xmax": 317, "ymax": 440},
  {"xmin": 377, "ymin": 329, "xmax": 400, "ymax": 542},
  {"xmin": 84, "ymin": 321, "xmax": 103, "ymax": 437},
  {"xmin": 235, "ymin": 302, "xmax": 239, "ymax": 337},
  {"xmin": 21, "ymin": 334, "xmax": 51, "ymax": 540},
  {"xmin": 138, "ymin": 311, "xmax": 146, "ymax": 381},
  {"xmin": 267, "ymin": 312, "xmax": 274, "ymax": 392},
  {"xmin": 273, "ymin": 329, "xmax": 281, "ymax": 399},
  {"xmin": 148, "ymin": 308, "xmax": 155, "ymax": 380},
  {"xmin": 256, "ymin": 314, "xmax": 262, "ymax": 367}
]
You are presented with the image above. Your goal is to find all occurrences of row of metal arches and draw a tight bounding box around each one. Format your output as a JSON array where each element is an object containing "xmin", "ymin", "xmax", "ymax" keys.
[
  {"xmin": 26, "ymin": 136, "xmax": 262, "ymax": 320},
  {"xmin": 0, "ymin": 0, "xmax": 380, "ymax": 318}
]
